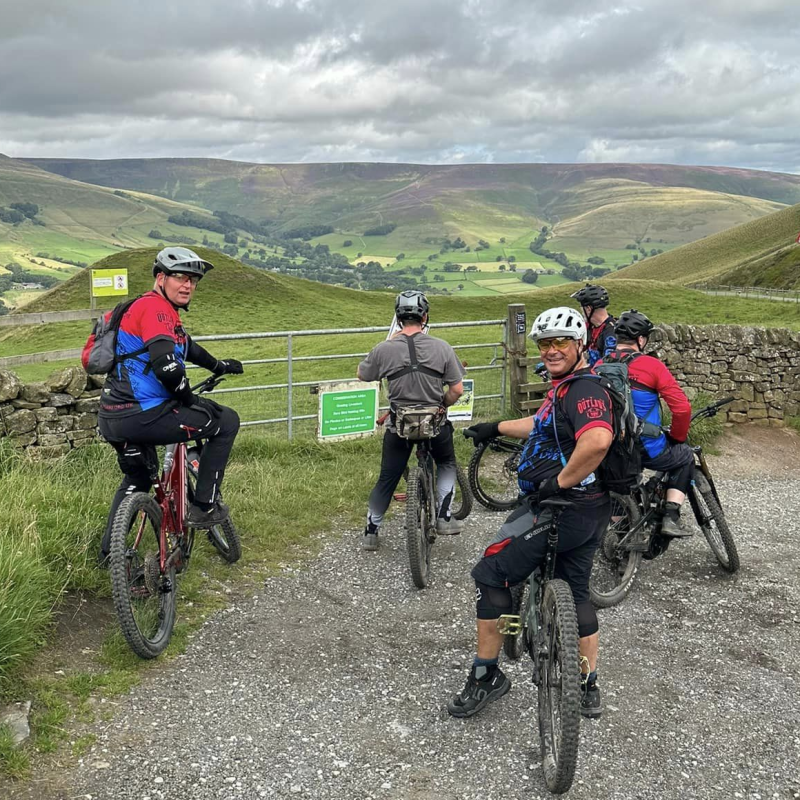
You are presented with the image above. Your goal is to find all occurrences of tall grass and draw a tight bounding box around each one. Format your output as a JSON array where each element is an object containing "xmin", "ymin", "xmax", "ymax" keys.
[{"xmin": 0, "ymin": 431, "xmax": 390, "ymax": 694}]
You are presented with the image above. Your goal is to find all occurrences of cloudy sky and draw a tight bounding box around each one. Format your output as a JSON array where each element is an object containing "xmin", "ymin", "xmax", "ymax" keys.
[{"xmin": 2, "ymin": 0, "xmax": 799, "ymax": 171}]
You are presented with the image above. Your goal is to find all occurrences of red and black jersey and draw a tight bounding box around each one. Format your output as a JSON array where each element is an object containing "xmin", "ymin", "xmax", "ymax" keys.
[{"xmin": 517, "ymin": 368, "xmax": 613, "ymax": 500}]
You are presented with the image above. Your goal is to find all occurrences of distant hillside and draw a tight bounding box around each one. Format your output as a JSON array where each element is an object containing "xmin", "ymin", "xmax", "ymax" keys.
[
  {"xmin": 25, "ymin": 158, "xmax": 800, "ymax": 256},
  {"xmin": 611, "ymin": 202, "xmax": 800, "ymax": 286},
  {"xmin": 0, "ymin": 155, "xmax": 242, "ymax": 286}
]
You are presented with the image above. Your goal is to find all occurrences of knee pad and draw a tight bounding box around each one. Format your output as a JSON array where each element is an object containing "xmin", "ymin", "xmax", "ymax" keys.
[
  {"xmin": 475, "ymin": 581, "xmax": 513, "ymax": 620},
  {"xmin": 576, "ymin": 601, "xmax": 598, "ymax": 638}
]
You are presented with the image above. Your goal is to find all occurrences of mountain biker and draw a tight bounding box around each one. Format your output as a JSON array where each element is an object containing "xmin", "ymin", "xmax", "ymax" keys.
[
  {"xmin": 605, "ymin": 309, "xmax": 693, "ymax": 537},
  {"xmin": 570, "ymin": 284, "xmax": 616, "ymax": 366},
  {"xmin": 356, "ymin": 290, "xmax": 465, "ymax": 551},
  {"xmin": 97, "ymin": 247, "xmax": 243, "ymax": 564},
  {"xmin": 449, "ymin": 306, "xmax": 612, "ymax": 720}
]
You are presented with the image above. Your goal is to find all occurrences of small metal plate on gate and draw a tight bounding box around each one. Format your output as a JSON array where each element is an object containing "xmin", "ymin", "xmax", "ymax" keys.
[{"xmin": 515, "ymin": 312, "xmax": 526, "ymax": 335}]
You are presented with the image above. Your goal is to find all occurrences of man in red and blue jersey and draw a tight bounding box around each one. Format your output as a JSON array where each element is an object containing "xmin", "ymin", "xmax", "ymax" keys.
[
  {"xmin": 605, "ymin": 309, "xmax": 693, "ymax": 537},
  {"xmin": 97, "ymin": 247, "xmax": 243, "ymax": 563}
]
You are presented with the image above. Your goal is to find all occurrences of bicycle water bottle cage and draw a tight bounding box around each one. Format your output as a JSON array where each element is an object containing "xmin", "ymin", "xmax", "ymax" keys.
[{"xmin": 497, "ymin": 615, "xmax": 523, "ymax": 636}]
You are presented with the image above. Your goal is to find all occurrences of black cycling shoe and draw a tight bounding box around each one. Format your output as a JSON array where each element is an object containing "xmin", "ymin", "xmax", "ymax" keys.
[
  {"xmin": 186, "ymin": 502, "xmax": 230, "ymax": 528},
  {"xmin": 447, "ymin": 665, "xmax": 511, "ymax": 718},
  {"xmin": 580, "ymin": 680, "xmax": 602, "ymax": 719}
]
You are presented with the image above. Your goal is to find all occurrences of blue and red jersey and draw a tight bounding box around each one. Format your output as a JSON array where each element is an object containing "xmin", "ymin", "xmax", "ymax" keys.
[
  {"xmin": 623, "ymin": 351, "xmax": 691, "ymax": 457},
  {"xmin": 102, "ymin": 292, "xmax": 188, "ymax": 413}
]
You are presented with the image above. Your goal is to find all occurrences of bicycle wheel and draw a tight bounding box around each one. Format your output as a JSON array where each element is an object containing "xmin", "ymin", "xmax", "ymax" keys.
[
  {"xmin": 689, "ymin": 473, "xmax": 740, "ymax": 573},
  {"xmin": 406, "ymin": 466, "xmax": 433, "ymax": 589},
  {"xmin": 188, "ymin": 467, "xmax": 241, "ymax": 563},
  {"xmin": 589, "ymin": 493, "xmax": 644, "ymax": 608},
  {"xmin": 537, "ymin": 579, "xmax": 581, "ymax": 795},
  {"xmin": 450, "ymin": 465, "xmax": 474, "ymax": 521},
  {"xmin": 503, "ymin": 582, "xmax": 528, "ymax": 661},
  {"xmin": 468, "ymin": 440, "xmax": 522, "ymax": 512},
  {"xmin": 109, "ymin": 493, "xmax": 176, "ymax": 659}
]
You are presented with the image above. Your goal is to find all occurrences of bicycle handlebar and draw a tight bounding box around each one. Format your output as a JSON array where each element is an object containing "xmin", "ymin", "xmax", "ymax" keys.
[
  {"xmin": 690, "ymin": 396, "xmax": 734, "ymax": 423},
  {"xmin": 190, "ymin": 375, "xmax": 226, "ymax": 395}
]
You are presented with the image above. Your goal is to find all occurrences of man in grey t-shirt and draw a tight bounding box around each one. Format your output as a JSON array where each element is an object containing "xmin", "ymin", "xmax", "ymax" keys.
[{"xmin": 357, "ymin": 291, "xmax": 465, "ymax": 551}]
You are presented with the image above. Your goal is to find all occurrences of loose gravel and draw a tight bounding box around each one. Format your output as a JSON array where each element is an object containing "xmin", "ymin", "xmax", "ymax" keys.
[{"xmin": 21, "ymin": 434, "xmax": 800, "ymax": 799}]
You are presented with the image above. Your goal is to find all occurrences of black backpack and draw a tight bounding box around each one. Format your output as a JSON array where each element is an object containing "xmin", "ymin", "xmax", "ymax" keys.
[{"xmin": 554, "ymin": 358, "xmax": 645, "ymax": 495}]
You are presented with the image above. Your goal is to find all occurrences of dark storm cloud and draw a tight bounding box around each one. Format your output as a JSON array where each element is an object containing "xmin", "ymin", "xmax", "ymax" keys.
[{"xmin": 1, "ymin": 0, "xmax": 799, "ymax": 171}]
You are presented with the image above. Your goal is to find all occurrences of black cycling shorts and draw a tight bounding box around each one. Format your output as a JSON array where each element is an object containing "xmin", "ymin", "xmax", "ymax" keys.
[{"xmin": 471, "ymin": 497, "xmax": 611, "ymax": 605}]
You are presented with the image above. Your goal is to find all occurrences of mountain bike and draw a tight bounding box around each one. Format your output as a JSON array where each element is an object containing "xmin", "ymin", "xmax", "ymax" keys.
[
  {"xmin": 468, "ymin": 436, "xmax": 524, "ymax": 511},
  {"xmin": 109, "ymin": 375, "xmax": 242, "ymax": 659},
  {"xmin": 498, "ymin": 498, "xmax": 581, "ymax": 795},
  {"xmin": 589, "ymin": 397, "xmax": 740, "ymax": 608},
  {"xmin": 405, "ymin": 434, "xmax": 471, "ymax": 588}
]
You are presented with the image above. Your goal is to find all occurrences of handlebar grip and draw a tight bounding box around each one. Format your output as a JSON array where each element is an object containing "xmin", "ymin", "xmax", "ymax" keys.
[{"xmin": 715, "ymin": 396, "xmax": 735, "ymax": 408}]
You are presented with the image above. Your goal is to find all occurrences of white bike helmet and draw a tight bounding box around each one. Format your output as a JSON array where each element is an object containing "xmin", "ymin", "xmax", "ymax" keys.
[{"xmin": 529, "ymin": 306, "xmax": 587, "ymax": 345}]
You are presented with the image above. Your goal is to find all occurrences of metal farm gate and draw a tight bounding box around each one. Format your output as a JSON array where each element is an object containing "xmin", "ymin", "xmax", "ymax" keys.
[{"xmin": 190, "ymin": 319, "xmax": 509, "ymax": 438}]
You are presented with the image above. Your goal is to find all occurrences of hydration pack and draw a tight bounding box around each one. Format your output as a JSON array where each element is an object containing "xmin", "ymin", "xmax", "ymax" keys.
[
  {"xmin": 556, "ymin": 353, "xmax": 650, "ymax": 494},
  {"xmin": 81, "ymin": 296, "xmax": 146, "ymax": 375}
]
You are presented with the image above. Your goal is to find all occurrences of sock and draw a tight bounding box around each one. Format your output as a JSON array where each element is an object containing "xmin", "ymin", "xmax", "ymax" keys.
[
  {"xmin": 665, "ymin": 501, "xmax": 681, "ymax": 520},
  {"xmin": 473, "ymin": 657, "xmax": 498, "ymax": 680},
  {"xmin": 195, "ymin": 500, "xmax": 213, "ymax": 512},
  {"xmin": 364, "ymin": 520, "xmax": 379, "ymax": 536},
  {"xmin": 582, "ymin": 670, "xmax": 597, "ymax": 687}
]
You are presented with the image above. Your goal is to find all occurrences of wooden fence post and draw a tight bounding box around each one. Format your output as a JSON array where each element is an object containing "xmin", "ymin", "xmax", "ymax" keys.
[{"xmin": 507, "ymin": 303, "xmax": 528, "ymax": 417}]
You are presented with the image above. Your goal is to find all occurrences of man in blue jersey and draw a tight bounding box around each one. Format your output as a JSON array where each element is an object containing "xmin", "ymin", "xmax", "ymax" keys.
[{"xmin": 97, "ymin": 247, "xmax": 243, "ymax": 563}]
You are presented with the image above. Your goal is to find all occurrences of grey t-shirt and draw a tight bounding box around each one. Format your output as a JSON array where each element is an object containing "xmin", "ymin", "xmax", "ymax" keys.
[{"xmin": 359, "ymin": 332, "xmax": 465, "ymax": 411}]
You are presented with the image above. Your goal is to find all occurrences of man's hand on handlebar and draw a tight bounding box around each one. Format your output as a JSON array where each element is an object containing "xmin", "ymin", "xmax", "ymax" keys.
[{"xmin": 213, "ymin": 359, "xmax": 244, "ymax": 376}]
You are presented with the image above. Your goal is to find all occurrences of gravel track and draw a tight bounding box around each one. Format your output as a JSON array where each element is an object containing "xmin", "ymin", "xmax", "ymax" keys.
[{"xmin": 20, "ymin": 434, "xmax": 800, "ymax": 799}]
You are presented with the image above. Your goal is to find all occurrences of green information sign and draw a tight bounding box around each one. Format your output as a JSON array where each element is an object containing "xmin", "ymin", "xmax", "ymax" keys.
[{"xmin": 318, "ymin": 384, "xmax": 378, "ymax": 440}]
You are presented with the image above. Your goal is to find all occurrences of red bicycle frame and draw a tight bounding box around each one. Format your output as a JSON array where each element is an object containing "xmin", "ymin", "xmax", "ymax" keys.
[{"xmin": 153, "ymin": 441, "xmax": 189, "ymax": 574}]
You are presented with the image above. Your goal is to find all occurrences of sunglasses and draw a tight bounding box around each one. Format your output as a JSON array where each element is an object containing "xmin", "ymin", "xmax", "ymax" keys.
[
  {"xmin": 167, "ymin": 273, "xmax": 200, "ymax": 286},
  {"xmin": 536, "ymin": 337, "xmax": 576, "ymax": 353}
]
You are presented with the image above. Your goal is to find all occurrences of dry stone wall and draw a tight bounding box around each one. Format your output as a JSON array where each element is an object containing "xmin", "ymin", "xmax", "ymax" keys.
[
  {"xmin": 0, "ymin": 367, "xmax": 103, "ymax": 459},
  {"xmin": 1, "ymin": 323, "xmax": 798, "ymax": 458},
  {"xmin": 645, "ymin": 324, "xmax": 799, "ymax": 426}
]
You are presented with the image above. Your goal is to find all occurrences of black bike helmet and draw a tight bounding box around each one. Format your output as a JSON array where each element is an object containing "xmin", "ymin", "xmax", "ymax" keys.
[
  {"xmin": 395, "ymin": 290, "xmax": 429, "ymax": 321},
  {"xmin": 614, "ymin": 309, "xmax": 654, "ymax": 340},
  {"xmin": 570, "ymin": 283, "xmax": 610, "ymax": 309},
  {"xmin": 152, "ymin": 247, "xmax": 214, "ymax": 279}
]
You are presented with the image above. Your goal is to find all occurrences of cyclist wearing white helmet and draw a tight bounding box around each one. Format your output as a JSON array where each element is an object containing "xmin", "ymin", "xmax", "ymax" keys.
[
  {"xmin": 97, "ymin": 248, "xmax": 244, "ymax": 564},
  {"xmin": 357, "ymin": 291, "xmax": 465, "ymax": 551},
  {"xmin": 449, "ymin": 306, "xmax": 612, "ymax": 721}
]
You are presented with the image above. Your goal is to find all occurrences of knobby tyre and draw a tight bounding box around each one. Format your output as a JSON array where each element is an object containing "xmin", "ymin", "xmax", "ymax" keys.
[
  {"xmin": 690, "ymin": 473, "xmax": 740, "ymax": 573},
  {"xmin": 503, "ymin": 582, "xmax": 528, "ymax": 661},
  {"xmin": 406, "ymin": 467, "xmax": 431, "ymax": 589},
  {"xmin": 468, "ymin": 440, "xmax": 522, "ymax": 512},
  {"xmin": 109, "ymin": 493, "xmax": 176, "ymax": 659},
  {"xmin": 538, "ymin": 579, "xmax": 581, "ymax": 795},
  {"xmin": 451, "ymin": 465, "xmax": 474, "ymax": 521},
  {"xmin": 188, "ymin": 466, "xmax": 242, "ymax": 563},
  {"xmin": 589, "ymin": 493, "xmax": 644, "ymax": 608}
]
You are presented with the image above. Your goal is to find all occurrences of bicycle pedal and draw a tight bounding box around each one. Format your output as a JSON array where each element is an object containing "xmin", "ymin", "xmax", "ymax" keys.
[
  {"xmin": 497, "ymin": 614, "xmax": 522, "ymax": 635},
  {"xmin": 393, "ymin": 493, "xmax": 407, "ymax": 502}
]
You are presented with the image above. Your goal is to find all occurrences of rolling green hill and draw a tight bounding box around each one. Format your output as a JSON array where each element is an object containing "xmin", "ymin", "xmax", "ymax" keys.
[
  {"xmin": 0, "ymin": 155, "xmax": 248, "ymax": 307},
  {"xmin": 23, "ymin": 158, "xmax": 800, "ymax": 279},
  {"xmin": 611, "ymin": 202, "xmax": 800, "ymax": 286},
  {"xmin": 4, "ymin": 248, "xmax": 800, "ymax": 369}
]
